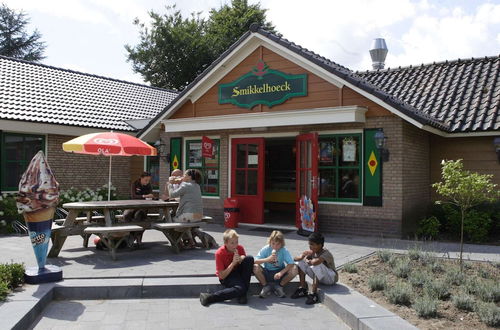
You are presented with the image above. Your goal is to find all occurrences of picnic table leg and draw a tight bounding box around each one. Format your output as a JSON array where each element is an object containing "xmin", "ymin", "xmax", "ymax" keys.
[
  {"xmin": 159, "ymin": 229, "xmax": 186, "ymax": 253},
  {"xmin": 48, "ymin": 209, "xmax": 78, "ymax": 257},
  {"xmin": 103, "ymin": 209, "xmax": 112, "ymax": 226}
]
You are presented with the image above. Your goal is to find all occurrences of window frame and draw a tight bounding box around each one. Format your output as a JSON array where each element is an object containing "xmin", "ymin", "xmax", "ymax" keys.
[
  {"xmin": 318, "ymin": 133, "xmax": 362, "ymax": 203},
  {"xmin": 185, "ymin": 138, "xmax": 220, "ymax": 197},
  {"xmin": 1, "ymin": 132, "xmax": 46, "ymax": 191}
]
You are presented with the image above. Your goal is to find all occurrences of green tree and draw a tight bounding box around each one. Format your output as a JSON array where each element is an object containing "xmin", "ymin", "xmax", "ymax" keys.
[
  {"xmin": 432, "ymin": 159, "xmax": 499, "ymax": 270},
  {"xmin": 126, "ymin": 1, "xmax": 276, "ymax": 90},
  {"xmin": 0, "ymin": 3, "xmax": 45, "ymax": 61}
]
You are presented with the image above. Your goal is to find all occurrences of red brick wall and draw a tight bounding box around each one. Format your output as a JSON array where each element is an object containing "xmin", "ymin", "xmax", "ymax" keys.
[{"xmin": 47, "ymin": 134, "xmax": 133, "ymax": 198}]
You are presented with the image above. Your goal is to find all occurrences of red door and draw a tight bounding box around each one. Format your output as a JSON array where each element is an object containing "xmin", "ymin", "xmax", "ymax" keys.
[
  {"xmin": 296, "ymin": 133, "xmax": 319, "ymax": 233},
  {"xmin": 231, "ymin": 138, "xmax": 265, "ymax": 224}
]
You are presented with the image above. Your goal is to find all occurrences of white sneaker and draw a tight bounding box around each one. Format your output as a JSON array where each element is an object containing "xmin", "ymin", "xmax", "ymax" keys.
[
  {"xmin": 274, "ymin": 285, "xmax": 286, "ymax": 298},
  {"xmin": 259, "ymin": 284, "xmax": 272, "ymax": 298}
]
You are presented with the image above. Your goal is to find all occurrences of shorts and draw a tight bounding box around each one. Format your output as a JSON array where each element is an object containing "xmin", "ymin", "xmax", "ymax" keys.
[
  {"xmin": 296, "ymin": 259, "xmax": 338, "ymax": 285},
  {"xmin": 262, "ymin": 268, "xmax": 281, "ymax": 283}
]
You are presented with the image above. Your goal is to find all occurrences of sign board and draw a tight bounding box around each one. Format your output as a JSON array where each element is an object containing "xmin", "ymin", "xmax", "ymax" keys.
[{"xmin": 219, "ymin": 60, "xmax": 307, "ymax": 109}]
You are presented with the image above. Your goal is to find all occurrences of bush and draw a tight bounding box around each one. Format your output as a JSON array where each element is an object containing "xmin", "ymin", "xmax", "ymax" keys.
[
  {"xmin": 409, "ymin": 271, "xmax": 430, "ymax": 288},
  {"xmin": 478, "ymin": 267, "xmax": 490, "ymax": 279},
  {"xmin": 464, "ymin": 278, "xmax": 478, "ymax": 295},
  {"xmin": 416, "ymin": 216, "xmax": 440, "ymax": 239},
  {"xmin": 388, "ymin": 255, "xmax": 399, "ymax": 268},
  {"xmin": 0, "ymin": 194, "xmax": 24, "ymax": 234},
  {"xmin": 393, "ymin": 259, "xmax": 411, "ymax": 279},
  {"xmin": 442, "ymin": 205, "xmax": 492, "ymax": 243},
  {"xmin": 386, "ymin": 282, "xmax": 412, "ymax": 306},
  {"xmin": 429, "ymin": 261, "xmax": 444, "ymax": 273},
  {"xmin": 58, "ymin": 184, "xmax": 117, "ymax": 206},
  {"xmin": 420, "ymin": 251, "xmax": 436, "ymax": 266},
  {"xmin": 368, "ymin": 275, "xmax": 386, "ymax": 292},
  {"xmin": 0, "ymin": 263, "xmax": 25, "ymax": 289},
  {"xmin": 376, "ymin": 250, "xmax": 392, "ymax": 263},
  {"xmin": 407, "ymin": 246, "xmax": 422, "ymax": 261},
  {"xmin": 413, "ymin": 295, "xmax": 439, "ymax": 318},
  {"xmin": 424, "ymin": 280, "xmax": 450, "ymax": 300},
  {"xmin": 0, "ymin": 281, "xmax": 9, "ymax": 301},
  {"xmin": 343, "ymin": 262, "xmax": 358, "ymax": 273},
  {"xmin": 475, "ymin": 302, "xmax": 500, "ymax": 327},
  {"xmin": 445, "ymin": 268, "xmax": 465, "ymax": 286},
  {"xmin": 475, "ymin": 281, "xmax": 500, "ymax": 303},
  {"xmin": 452, "ymin": 292, "xmax": 475, "ymax": 311}
]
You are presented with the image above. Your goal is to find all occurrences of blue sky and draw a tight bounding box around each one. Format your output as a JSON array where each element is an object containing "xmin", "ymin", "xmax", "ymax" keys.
[{"xmin": 4, "ymin": 0, "xmax": 500, "ymax": 86}]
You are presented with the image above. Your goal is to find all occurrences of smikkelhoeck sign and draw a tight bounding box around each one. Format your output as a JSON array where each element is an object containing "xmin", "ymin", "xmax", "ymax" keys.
[{"xmin": 218, "ymin": 61, "xmax": 307, "ymax": 108}]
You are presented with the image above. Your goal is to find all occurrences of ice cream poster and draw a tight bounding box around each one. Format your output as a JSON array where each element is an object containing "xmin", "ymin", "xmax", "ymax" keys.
[
  {"xmin": 16, "ymin": 151, "xmax": 59, "ymax": 270},
  {"xmin": 299, "ymin": 195, "xmax": 316, "ymax": 233}
]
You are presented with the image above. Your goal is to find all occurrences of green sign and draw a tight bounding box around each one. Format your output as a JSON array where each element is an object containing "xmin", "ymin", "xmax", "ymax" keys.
[{"xmin": 218, "ymin": 61, "xmax": 307, "ymax": 108}]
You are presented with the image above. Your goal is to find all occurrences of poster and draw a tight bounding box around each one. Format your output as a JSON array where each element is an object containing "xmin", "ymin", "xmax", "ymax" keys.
[
  {"xmin": 342, "ymin": 139, "xmax": 356, "ymax": 162},
  {"xmin": 188, "ymin": 142, "xmax": 202, "ymax": 167},
  {"xmin": 320, "ymin": 141, "xmax": 334, "ymax": 163},
  {"xmin": 202, "ymin": 136, "xmax": 214, "ymax": 158}
]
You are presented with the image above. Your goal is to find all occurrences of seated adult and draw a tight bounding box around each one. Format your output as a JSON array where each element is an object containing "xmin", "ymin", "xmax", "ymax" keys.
[
  {"xmin": 161, "ymin": 169, "xmax": 183, "ymax": 202},
  {"xmin": 123, "ymin": 171, "xmax": 154, "ymax": 222}
]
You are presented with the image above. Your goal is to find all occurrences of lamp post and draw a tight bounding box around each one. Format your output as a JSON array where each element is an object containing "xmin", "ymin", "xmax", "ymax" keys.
[{"xmin": 374, "ymin": 130, "xmax": 389, "ymax": 162}]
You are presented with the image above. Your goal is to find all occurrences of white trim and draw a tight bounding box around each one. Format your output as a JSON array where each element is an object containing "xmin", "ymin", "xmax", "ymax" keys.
[
  {"xmin": 202, "ymin": 196, "xmax": 221, "ymax": 200},
  {"xmin": 313, "ymin": 129, "xmax": 364, "ymax": 135},
  {"xmin": 164, "ymin": 106, "xmax": 367, "ymax": 133},
  {"xmin": 0, "ymin": 120, "xmax": 128, "ymax": 136},
  {"xmin": 230, "ymin": 132, "xmax": 299, "ymax": 139}
]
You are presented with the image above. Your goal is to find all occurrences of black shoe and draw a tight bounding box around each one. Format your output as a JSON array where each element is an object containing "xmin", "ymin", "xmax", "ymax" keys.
[
  {"xmin": 237, "ymin": 295, "xmax": 248, "ymax": 304},
  {"xmin": 200, "ymin": 292, "xmax": 212, "ymax": 306},
  {"xmin": 305, "ymin": 292, "xmax": 319, "ymax": 305},
  {"xmin": 291, "ymin": 287, "xmax": 308, "ymax": 299}
]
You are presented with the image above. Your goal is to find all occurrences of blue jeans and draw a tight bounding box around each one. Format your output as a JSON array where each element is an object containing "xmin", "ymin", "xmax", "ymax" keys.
[{"xmin": 212, "ymin": 256, "xmax": 254, "ymax": 302}]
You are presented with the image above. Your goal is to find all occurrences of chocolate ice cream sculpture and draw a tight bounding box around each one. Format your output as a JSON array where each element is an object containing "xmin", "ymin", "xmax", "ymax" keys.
[{"xmin": 16, "ymin": 151, "xmax": 59, "ymax": 270}]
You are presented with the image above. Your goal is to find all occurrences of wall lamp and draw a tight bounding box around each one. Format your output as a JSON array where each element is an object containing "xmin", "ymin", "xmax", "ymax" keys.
[
  {"xmin": 154, "ymin": 140, "xmax": 170, "ymax": 162},
  {"xmin": 494, "ymin": 137, "xmax": 500, "ymax": 162},
  {"xmin": 374, "ymin": 130, "xmax": 390, "ymax": 162}
]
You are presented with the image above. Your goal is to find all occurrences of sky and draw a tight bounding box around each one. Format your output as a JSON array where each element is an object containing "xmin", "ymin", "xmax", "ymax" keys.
[{"xmin": 3, "ymin": 0, "xmax": 500, "ymax": 86}]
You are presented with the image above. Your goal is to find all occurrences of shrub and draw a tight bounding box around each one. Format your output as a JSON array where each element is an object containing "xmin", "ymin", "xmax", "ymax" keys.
[
  {"xmin": 58, "ymin": 184, "xmax": 117, "ymax": 206},
  {"xmin": 420, "ymin": 251, "xmax": 436, "ymax": 266},
  {"xmin": 386, "ymin": 282, "xmax": 412, "ymax": 306},
  {"xmin": 429, "ymin": 261, "xmax": 444, "ymax": 273},
  {"xmin": 478, "ymin": 267, "xmax": 490, "ymax": 279},
  {"xmin": 388, "ymin": 255, "xmax": 399, "ymax": 268},
  {"xmin": 475, "ymin": 281, "xmax": 500, "ymax": 303},
  {"xmin": 424, "ymin": 280, "xmax": 450, "ymax": 300},
  {"xmin": 445, "ymin": 268, "xmax": 465, "ymax": 286},
  {"xmin": 0, "ymin": 194, "xmax": 24, "ymax": 234},
  {"xmin": 343, "ymin": 262, "xmax": 358, "ymax": 273},
  {"xmin": 393, "ymin": 259, "xmax": 411, "ymax": 279},
  {"xmin": 413, "ymin": 295, "xmax": 439, "ymax": 318},
  {"xmin": 407, "ymin": 246, "xmax": 422, "ymax": 261},
  {"xmin": 376, "ymin": 250, "xmax": 392, "ymax": 263},
  {"xmin": 368, "ymin": 274, "xmax": 386, "ymax": 292},
  {"xmin": 452, "ymin": 292, "xmax": 475, "ymax": 311},
  {"xmin": 464, "ymin": 278, "xmax": 478, "ymax": 295},
  {"xmin": 0, "ymin": 263, "xmax": 25, "ymax": 289},
  {"xmin": 409, "ymin": 271, "xmax": 430, "ymax": 288},
  {"xmin": 0, "ymin": 281, "xmax": 9, "ymax": 301},
  {"xmin": 416, "ymin": 216, "xmax": 440, "ymax": 239},
  {"xmin": 475, "ymin": 302, "xmax": 500, "ymax": 327},
  {"xmin": 0, "ymin": 264, "xmax": 13, "ymax": 287},
  {"xmin": 443, "ymin": 205, "xmax": 492, "ymax": 243}
]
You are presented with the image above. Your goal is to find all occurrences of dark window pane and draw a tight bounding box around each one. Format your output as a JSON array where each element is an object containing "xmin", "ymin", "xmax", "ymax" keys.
[
  {"xmin": 203, "ymin": 169, "xmax": 218, "ymax": 194},
  {"xmin": 247, "ymin": 170, "xmax": 257, "ymax": 195},
  {"xmin": 319, "ymin": 169, "xmax": 336, "ymax": 198},
  {"xmin": 6, "ymin": 162, "xmax": 23, "ymax": 188},
  {"xmin": 236, "ymin": 144, "xmax": 246, "ymax": 168},
  {"xmin": 236, "ymin": 170, "xmax": 246, "ymax": 195},
  {"xmin": 339, "ymin": 169, "xmax": 360, "ymax": 199}
]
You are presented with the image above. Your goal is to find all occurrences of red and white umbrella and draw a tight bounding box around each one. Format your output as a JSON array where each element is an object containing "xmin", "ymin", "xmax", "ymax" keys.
[{"xmin": 63, "ymin": 132, "xmax": 157, "ymax": 200}]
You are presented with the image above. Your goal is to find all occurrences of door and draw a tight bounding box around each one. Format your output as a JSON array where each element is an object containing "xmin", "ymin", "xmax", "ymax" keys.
[
  {"xmin": 231, "ymin": 138, "xmax": 265, "ymax": 224},
  {"xmin": 296, "ymin": 133, "xmax": 319, "ymax": 233}
]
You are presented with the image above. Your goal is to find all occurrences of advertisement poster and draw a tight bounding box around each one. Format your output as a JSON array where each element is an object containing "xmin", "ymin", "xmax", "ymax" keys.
[
  {"xmin": 202, "ymin": 136, "xmax": 214, "ymax": 158},
  {"xmin": 320, "ymin": 141, "xmax": 334, "ymax": 163},
  {"xmin": 342, "ymin": 139, "xmax": 356, "ymax": 162},
  {"xmin": 188, "ymin": 143, "xmax": 202, "ymax": 167}
]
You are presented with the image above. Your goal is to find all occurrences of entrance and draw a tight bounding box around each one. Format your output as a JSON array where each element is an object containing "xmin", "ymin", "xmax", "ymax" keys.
[{"xmin": 264, "ymin": 138, "xmax": 296, "ymax": 225}]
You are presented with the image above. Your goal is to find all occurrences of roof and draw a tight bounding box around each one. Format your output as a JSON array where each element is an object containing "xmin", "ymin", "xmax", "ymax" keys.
[
  {"xmin": 357, "ymin": 56, "xmax": 500, "ymax": 133},
  {"xmin": 140, "ymin": 24, "xmax": 499, "ymax": 137},
  {"xmin": 0, "ymin": 56, "xmax": 178, "ymax": 131}
]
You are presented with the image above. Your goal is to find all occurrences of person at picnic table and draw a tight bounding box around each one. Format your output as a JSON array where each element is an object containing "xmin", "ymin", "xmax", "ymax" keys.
[
  {"xmin": 254, "ymin": 230, "xmax": 297, "ymax": 298},
  {"xmin": 199, "ymin": 229, "xmax": 254, "ymax": 306},
  {"xmin": 292, "ymin": 232, "xmax": 338, "ymax": 305},
  {"xmin": 123, "ymin": 171, "xmax": 154, "ymax": 222},
  {"xmin": 161, "ymin": 169, "xmax": 183, "ymax": 201}
]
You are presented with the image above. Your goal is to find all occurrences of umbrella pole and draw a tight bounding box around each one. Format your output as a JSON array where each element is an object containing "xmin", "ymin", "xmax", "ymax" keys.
[{"xmin": 108, "ymin": 155, "xmax": 112, "ymax": 201}]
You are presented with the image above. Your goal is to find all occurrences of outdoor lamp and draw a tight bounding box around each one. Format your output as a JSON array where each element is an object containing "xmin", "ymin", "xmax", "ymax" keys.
[
  {"xmin": 494, "ymin": 137, "xmax": 500, "ymax": 162},
  {"xmin": 154, "ymin": 140, "xmax": 170, "ymax": 162},
  {"xmin": 374, "ymin": 130, "xmax": 390, "ymax": 162}
]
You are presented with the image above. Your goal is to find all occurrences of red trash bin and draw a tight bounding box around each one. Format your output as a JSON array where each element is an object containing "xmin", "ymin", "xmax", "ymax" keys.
[{"xmin": 224, "ymin": 198, "xmax": 239, "ymax": 228}]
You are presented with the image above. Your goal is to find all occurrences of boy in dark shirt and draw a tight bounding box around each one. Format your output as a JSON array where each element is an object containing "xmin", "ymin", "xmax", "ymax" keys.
[
  {"xmin": 123, "ymin": 171, "xmax": 154, "ymax": 221},
  {"xmin": 199, "ymin": 229, "xmax": 254, "ymax": 306}
]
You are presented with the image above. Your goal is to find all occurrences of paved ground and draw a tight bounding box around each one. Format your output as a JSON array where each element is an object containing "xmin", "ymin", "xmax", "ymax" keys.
[
  {"xmin": 1, "ymin": 223, "xmax": 499, "ymax": 279},
  {"xmin": 29, "ymin": 297, "xmax": 349, "ymax": 330}
]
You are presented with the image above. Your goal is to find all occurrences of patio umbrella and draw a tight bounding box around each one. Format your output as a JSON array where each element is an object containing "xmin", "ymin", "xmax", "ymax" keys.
[{"xmin": 62, "ymin": 132, "xmax": 157, "ymax": 200}]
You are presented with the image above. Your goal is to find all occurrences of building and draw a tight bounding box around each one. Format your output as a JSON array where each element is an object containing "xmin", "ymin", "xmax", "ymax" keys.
[
  {"xmin": 138, "ymin": 25, "xmax": 499, "ymax": 237},
  {"xmin": 0, "ymin": 55, "xmax": 177, "ymax": 197}
]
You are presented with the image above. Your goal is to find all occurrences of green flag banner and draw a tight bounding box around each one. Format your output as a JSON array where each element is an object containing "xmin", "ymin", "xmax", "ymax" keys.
[
  {"xmin": 170, "ymin": 137, "xmax": 182, "ymax": 172},
  {"xmin": 363, "ymin": 129, "xmax": 382, "ymax": 206}
]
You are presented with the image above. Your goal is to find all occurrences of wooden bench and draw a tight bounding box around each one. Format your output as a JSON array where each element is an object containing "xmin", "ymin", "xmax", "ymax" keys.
[
  {"xmin": 54, "ymin": 215, "xmax": 105, "ymax": 226},
  {"xmin": 51, "ymin": 222, "xmax": 97, "ymax": 248},
  {"xmin": 83, "ymin": 225, "xmax": 144, "ymax": 260},
  {"xmin": 153, "ymin": 222, "xmax": 208, "ymax": 254}
]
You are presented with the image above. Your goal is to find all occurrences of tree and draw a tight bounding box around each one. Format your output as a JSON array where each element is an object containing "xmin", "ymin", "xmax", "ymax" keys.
[
  {"xmin": 432, "ymin": 159, "xmax": 498, "ymax": 271},
  {"xmin": 0, "ymin": 4, "xmax": 45, "ymax": 61},
  {"xmin": 126, "ymin": 1, "xmax": 276, "ymax": 90}
]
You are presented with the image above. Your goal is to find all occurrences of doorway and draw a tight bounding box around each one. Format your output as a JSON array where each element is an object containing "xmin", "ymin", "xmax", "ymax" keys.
[{"xmin": 264, "ymin": 138, "xmax": 296, "ymax": 225}]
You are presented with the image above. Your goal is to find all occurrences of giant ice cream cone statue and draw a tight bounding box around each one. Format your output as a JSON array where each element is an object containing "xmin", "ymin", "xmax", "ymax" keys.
[{"xmin": 16, "ymin": 151, "xmax": 62, "ymax": 283}]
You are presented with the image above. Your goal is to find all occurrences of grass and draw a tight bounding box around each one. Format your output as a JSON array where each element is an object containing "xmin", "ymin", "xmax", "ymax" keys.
[
  {"xmin": 343, "ymin": 262, "xmax": 358, "ymax": 273},
  {"xmin": 368, "ymin": 274, "xmax": 386, "ymax": 291},
  {"xmin": 385, "ymin": 281, "xmax": 412, "ymax": 306},
  {"xmin": 408, "ymin": 271, "xmax": 430, "ymax": 288},
  {"xmin": 475, "ymin": 302, "xmax": 500, "ymax": 327},
  {"xmin": 413, "ymin": 295, "xmax": 438, "ymax": 318},
  {"xmin": 424, "ymin": 280, "xmax": 450, "ymax": 300},
  {"xmin": 407, "ymin": 246, "xmax": 422, "ymax": 261},
  {"xmin": 452, "ymin": 292, "xmax": 475, "ymax": 311},
  {"xmin": 392, "ymin": 258, "xmax": 411, "ymax": 279},
  {"xmin": 376, "ymin": 250, "xmax": 392, "ymax": 263}
]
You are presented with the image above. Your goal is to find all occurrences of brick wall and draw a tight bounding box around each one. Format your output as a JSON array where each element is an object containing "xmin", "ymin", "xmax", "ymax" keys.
[{"xmin": 48, "ymin": 134, "xmax": 132, "ymax": 197}]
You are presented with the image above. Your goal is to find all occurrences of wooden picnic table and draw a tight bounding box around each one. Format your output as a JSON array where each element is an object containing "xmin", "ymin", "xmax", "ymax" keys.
[{"xmin": 48, "ymin": 200, "xmax": 179, "ymax": 258}]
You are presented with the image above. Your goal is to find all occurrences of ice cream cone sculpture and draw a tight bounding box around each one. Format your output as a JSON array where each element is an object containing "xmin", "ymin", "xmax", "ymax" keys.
[{"xmin": 16, "ymin": 151, "xmax": 59, "ymax": 270}]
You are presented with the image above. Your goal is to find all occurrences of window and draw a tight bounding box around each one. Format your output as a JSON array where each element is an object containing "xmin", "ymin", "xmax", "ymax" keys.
[
  {"xmin": 1, "ymin": 133, "xmax": 45, "ymax": 191},
  {"xmin": 186, "ymin": 139, "xmax": 220, "ymax": 196},
  {"xmin": 146, "ymin": 155, "xmax": 159, "ymax": 190},
  {"xmin": 318, "ymin": 134, "xmax": 362, "ymax": 202}
]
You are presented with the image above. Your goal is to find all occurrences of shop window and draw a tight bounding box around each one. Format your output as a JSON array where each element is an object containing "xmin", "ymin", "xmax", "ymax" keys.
[
  {"xmin": 146, "ymin": 155, "xmax": 160, "ymax": 190},
  {"xmin": 319, "ymin": 134, "xmax": 362, "ymax": 202},
  {"xmin": 186, "ymin": 139, "xmax": 220, "ymax": 196},
  {"xmin": 1, "ymin": 133, "xmax": 45, "ymax": 191}
]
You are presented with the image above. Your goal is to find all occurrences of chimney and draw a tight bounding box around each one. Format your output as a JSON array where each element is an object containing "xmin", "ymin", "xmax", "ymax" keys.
[{"xmin": 369, "ymin": 38, "xmax": 388, "ymax": 70}]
